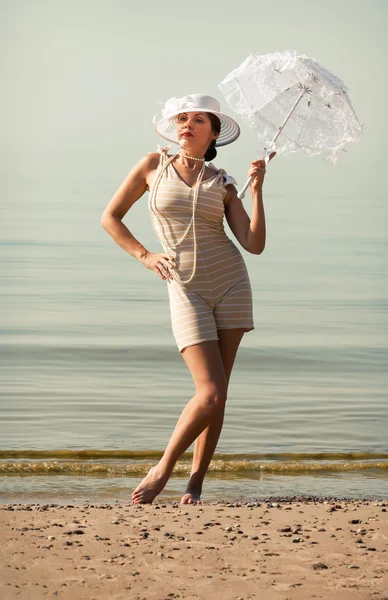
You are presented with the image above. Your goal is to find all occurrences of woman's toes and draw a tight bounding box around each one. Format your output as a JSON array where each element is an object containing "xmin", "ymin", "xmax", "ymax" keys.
[
  {"xmin": 180, "ymin": 491, "xmax": 202, "ymax": 505},
  {"xmin": 131, "ymin": 466, "xmax": 167, "ymax": 504}
]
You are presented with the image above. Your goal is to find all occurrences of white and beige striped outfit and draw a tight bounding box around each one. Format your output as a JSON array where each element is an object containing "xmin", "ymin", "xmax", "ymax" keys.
[{"xmin": 149, "ymin": 146, "xmax": 254, "ymax": 352}]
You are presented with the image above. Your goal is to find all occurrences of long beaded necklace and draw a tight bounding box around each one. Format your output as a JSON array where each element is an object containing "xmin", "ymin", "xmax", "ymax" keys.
[{"xmin": 149, "ymin": 152, "xmax": 205, "ymax": 286}]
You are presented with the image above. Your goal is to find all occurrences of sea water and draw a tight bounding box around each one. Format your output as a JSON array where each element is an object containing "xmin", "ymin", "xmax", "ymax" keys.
[{"xmin": 1, "ymin": 186, "xmax": 387, "ymax": 503}]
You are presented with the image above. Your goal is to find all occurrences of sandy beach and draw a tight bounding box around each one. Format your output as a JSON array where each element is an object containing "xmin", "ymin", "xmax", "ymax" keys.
[{"xmin": 1, "ymin": 498, "xmax": 387, "ymax": 600}]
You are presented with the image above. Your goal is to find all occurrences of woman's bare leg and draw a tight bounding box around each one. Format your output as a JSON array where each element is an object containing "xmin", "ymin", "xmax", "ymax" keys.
[
  {"xmin": 181, "ymin": 328, "xmax": 245, "ymax": 505},
  {"xmin": 131, "ymin": 340, "xmax": 228, "ymax": 504}
]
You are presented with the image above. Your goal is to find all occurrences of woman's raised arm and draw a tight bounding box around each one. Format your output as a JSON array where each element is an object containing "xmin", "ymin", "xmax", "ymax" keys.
[{"xmin": 224, "ymin": 154, "xmax": 275, "ymax": 255}]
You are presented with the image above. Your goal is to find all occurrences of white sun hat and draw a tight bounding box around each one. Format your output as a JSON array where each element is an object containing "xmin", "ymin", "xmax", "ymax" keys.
[{"xmin": 152, "ymin": 94, "xmax": 240, "ymax": 147}]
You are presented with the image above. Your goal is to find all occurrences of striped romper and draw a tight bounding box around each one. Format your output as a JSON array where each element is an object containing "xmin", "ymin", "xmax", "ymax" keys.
[{"xmin": 149, "ymin": 146, "xmax": 254, "ymax": 352}]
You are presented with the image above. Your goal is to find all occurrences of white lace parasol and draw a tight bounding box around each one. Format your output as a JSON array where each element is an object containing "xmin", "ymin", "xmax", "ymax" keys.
[{"xmin": 218, "ymin": 51, "xmax": 364, "ymax": 198}]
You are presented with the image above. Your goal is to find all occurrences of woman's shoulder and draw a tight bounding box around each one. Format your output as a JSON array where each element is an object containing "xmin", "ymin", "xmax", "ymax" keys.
[
  {"xmin": 145, "ymin": 144, "xmax": 174, "ymax": 165},
  {"xmin": 154, "ymin": 144, "xmax": 172, "ymax": 157},
  {"xmin": 207, "ymin": 162, "xmax": 237, "ymax": 187},
  {"xmin": 144, "ymin": 145, "xmax": 169, "ymax": 168}
]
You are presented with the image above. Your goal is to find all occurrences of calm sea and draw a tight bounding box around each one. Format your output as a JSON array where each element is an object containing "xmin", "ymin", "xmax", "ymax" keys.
[{"xmin": 1, "ymin": 184, "xmax": 387, "ymax": 503}]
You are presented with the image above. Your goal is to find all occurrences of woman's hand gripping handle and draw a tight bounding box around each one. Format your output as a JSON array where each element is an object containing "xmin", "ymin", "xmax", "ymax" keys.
[{"xmin": 238, "ymin": 150, "xmax": 276, "ymax": 199}]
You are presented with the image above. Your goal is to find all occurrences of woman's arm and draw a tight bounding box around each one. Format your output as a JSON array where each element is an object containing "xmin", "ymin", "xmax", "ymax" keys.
[
  {"xmin": 224, "ymin": 155, "xmax": 275, "ymax": 255},
  {"xmin": 100, "ymin": 153, "xmax": 175, "ymax": 280}
]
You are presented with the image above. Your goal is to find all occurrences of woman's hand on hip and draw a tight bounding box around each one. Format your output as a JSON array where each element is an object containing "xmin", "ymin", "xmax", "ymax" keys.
[{"xmin": 141, "ymin": 251, "xmax": 175, "ymax": 280}]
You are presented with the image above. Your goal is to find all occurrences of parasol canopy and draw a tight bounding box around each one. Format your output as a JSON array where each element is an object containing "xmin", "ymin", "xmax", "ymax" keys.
[{"xmin": 218, "ymin": 51, "xmax": 364, "ymax": 198}]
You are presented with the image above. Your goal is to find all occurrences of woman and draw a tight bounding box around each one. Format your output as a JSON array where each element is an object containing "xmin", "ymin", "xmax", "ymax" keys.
[{"xmin": 101, "ymin": 94, "xmax": 274, "ymax": 505}]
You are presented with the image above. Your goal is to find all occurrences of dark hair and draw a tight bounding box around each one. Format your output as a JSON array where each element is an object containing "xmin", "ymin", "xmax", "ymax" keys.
[{"xmin": 204, "ymin": 113, "xmax": 221, "ymax": 161}]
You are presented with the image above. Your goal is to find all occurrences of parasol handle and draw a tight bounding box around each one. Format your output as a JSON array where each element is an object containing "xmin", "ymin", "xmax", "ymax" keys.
[
  {"xmin": 237, "ymin": 86, "xmax": 308, "ymax": 199},
  {"xmin": 237, "ymin": 153, "xmax": 271, "ymax": 200}
]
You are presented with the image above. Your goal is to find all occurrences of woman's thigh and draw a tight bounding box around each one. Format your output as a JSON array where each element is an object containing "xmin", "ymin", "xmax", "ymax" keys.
[
  {"xmin": 217, "ymin": 328, "xmax": 245, "ymax": 384},
  {"xmin": 181, "ymin": 341, "xmax": 227, "ymax": 397},
  {"xmin": 180, "ymin": 328, "xmax": 245, "ymax": 393}
]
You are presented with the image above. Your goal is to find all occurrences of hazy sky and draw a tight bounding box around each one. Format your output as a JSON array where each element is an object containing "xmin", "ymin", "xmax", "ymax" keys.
[{"xmin": 1, "ymin": 0, "xmax": 387, "ymax": 198}]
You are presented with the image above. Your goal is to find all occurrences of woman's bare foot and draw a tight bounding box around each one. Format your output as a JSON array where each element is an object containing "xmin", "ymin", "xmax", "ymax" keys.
[
  {"xmin": 131, "ymin": 465, "xmax": 168, "ymax": 504},
  {"xmin": 180, "ymin": 488, "xmax": 203, "ymax": 505}
]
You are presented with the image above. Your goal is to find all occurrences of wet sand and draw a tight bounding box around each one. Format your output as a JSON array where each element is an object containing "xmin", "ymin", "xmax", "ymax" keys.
[{"xmin": 1, "ymin": 498, "xmax": 387, "ymax": 599}]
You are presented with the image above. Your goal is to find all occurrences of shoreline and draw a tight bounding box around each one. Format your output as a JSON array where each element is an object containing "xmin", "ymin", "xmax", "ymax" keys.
[
  {"xmin": 2, "ymin": 498, "xmax": 387, "ymax": 599},
  {"xmin": 2, "ymin": 494, "xmax": 388, "ymax": 507}
]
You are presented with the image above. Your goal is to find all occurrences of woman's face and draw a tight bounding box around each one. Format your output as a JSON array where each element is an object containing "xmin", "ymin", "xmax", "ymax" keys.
[{"xmin": 176, "ymin": 112, "xmax": 218, "ymax": 154}]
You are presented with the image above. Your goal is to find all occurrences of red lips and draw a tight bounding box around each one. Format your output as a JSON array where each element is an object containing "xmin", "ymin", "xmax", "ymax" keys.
[{"xmin": 182, "ymin": 132, "xmax": 193, "ymax": 137}]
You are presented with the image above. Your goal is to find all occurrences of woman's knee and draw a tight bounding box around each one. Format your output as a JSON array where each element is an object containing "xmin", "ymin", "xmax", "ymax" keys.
[{"xmin": 198, "ymin": 384, "xmax": 228, "ymax": 409}]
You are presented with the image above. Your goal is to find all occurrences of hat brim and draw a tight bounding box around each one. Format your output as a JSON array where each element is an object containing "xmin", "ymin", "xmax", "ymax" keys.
[{"xmin": 153, "ymin": 109, "xmax": 240, "ymax": 147}]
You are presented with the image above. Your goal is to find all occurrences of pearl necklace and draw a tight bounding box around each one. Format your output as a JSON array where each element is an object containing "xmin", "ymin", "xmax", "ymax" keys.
[
  {"xmin": 178, "ymin": 152, "xmax": 205, "ymax": 162},
  {"xmin": 149, "ymin": 151, "xmax": 205, "ymax": 286}
]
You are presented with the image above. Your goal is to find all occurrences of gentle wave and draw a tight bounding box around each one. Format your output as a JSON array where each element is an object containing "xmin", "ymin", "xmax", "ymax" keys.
[
  {"xmin": 2, "ymin": 343, "xmax": 387, "ymax": 373},
  {"xmin": 2, "ymin": 450, "xmax": 388, "ymax": 461},
  {"xmin": 1, "ymin": 459, "xmax": 388, "ymax": 476}
]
